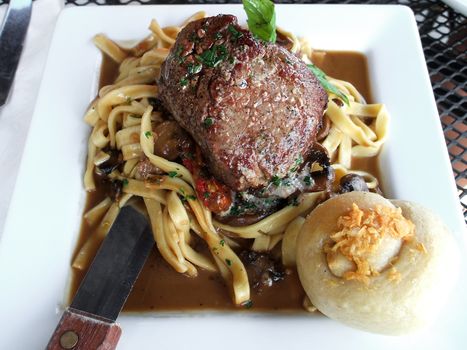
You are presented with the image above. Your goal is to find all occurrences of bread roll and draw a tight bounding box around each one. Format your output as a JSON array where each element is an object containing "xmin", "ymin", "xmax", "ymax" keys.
[{"xmin": 296, "ymin": 191, "xmax": 460, "ymax": 335}]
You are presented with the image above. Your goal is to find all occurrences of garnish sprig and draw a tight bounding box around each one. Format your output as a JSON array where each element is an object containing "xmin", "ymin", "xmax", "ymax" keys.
[
  {"xmin": 242, "ymin": 0, "xmax": 277, "ymax": 43},
  {"xmin": 307, "ymin": 63, "xmax": 350, "ymax": 106}
]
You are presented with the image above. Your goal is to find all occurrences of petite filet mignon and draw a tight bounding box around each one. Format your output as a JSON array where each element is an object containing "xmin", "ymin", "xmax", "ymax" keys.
[{"xmin": 158, "ymin": 15, "xmax": 327, "ymax": 192}]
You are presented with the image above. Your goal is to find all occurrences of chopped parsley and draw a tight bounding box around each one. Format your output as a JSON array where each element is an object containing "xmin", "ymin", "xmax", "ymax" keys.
[
  {"xmin": 228, "ymin": 24, "xmax": 244, "ymax": 41},
  {"xmin": 229, "ymin": 198, "xmax": 260, "ymax": 216},
  {"xmin": 295, "ymin": 154, "xmax": 303, "ymax": 165},
  {"xmin": 178, "ymin": 188, "xmax": 196, "ymax": 201},
  {"xmin": 271, "ymin": 175, "xmax": 281, "ymax": 186},
  {"xmin": 214, "ymin": 32, "xmax": 223, "ymax": 40},
  {"xmin": 290, "ymin": 155, "xmax": 304, "ymax": 172},
  {"xmin": 203, "ymin": 117, "xmax": 214, "ymax": 127},
  {"xmin": 230, "ymin": 206, "xmax": 240, "ymax": 216},
  {"xmin": 168, "ymin": 171, "xmax": 178, "ymax": 178},
  {"xmin": 122, "ymin": 179, "xmax": 129, "ymax": 186},
  {"xmin": 203, "ymin": 192, "xmax": 211, "ymax": 198},
  {"xmin": 174, "ymin": 45, "xmax": 185, "ymax": 63},
  {"xmin": 196, "ymin": 44, "xmax": 228, "ymax": 68},
  {"xmin": 144, "ymin": 131, "xmax": 152, "ymax": 139},
  {"xmin": 180, "ymin": 77, "xmax": 189, "ymax": 87},
  {"xmin": 187, "ymin": 62, "xmax": 203, "ymax": 75},
  {"xmin": 225, "ymin": 258, "xmax": 232, "ymax": 266},
  {"xmin": 125, "ymin": 96, "xmax": 132, "ymax": 105},
  {"xmin": 220, "ymin": 239, "xmax": 225, "ymax": 246},
  {"xmin": 304, "ymin": 175, "xmax": 312, "ymax": 186}
]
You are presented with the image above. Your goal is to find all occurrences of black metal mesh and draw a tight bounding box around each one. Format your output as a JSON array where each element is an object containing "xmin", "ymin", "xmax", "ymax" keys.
[{"xmin": 1, "ymin": 0, "xmax": 465, "ymax": 219}]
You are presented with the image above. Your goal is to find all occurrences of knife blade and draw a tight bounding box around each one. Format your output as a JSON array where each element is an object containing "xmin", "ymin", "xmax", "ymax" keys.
[
  {"xmin": 0, "ymin": 0, "xmax": 32, "ymax": 106},
  {"xmin": 47, "ymin": 206, "xmax": 155, "ymax": 350}
]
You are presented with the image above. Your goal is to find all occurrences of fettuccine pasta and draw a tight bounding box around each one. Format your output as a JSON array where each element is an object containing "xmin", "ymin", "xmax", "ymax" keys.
[{"xmin": 76, "ymin": 12, "xmax": 389, "ymax": 307}]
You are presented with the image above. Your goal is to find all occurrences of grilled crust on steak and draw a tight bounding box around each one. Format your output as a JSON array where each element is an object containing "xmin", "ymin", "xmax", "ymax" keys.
[{"xmin": 158, "ymin": 14, "xmax": 327, "ymax": 192}]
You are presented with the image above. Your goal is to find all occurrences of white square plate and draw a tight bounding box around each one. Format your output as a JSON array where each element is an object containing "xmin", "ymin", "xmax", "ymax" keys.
[{"xmin": 0, "ymin": 4, "xmax": 465, "ymax": 350}]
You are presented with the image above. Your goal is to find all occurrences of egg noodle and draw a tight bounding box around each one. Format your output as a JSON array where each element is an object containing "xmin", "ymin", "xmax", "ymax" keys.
[{"xmin": 75, "ymin": 11, "xmax": 389, "ymax": 306}]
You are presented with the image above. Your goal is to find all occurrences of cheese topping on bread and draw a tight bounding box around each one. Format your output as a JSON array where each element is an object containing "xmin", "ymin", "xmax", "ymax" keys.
[{"xmin": 326, "ymin": 203, "xmax": 415, "ymax": 283}]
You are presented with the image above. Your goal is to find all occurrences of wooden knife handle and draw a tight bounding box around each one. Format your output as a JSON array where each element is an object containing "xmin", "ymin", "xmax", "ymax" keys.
[{"xmin": 46, "ymin": 308, "xmax": 122, "ymax": 350}]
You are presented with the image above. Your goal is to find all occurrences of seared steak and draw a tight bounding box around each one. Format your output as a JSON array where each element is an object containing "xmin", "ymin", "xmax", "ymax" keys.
[{"xmin": 158, "ymin": 15, "xmax": 327, "ymax": 192}]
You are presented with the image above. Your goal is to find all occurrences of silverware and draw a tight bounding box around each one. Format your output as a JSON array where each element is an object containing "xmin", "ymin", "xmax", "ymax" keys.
[
  {"xmin": 0, "ymin": 0, "xmax": 32, "ymax": 106},
  {"xmin": 47, "ymin": 206, "xmax": 155, "ymax": 350}
]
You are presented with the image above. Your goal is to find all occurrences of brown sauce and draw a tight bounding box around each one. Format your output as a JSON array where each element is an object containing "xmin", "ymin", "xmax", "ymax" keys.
[
  {"xmin": 69, "ymin": 50, "xmax": 378, "ymax": 312},
  {"xmin": 313, "ymin": 50, "xmax": 373, "ymax": 103},
  {"xmin": 99, "ymin": 54, "xmax": 120, "ymax": 88}
]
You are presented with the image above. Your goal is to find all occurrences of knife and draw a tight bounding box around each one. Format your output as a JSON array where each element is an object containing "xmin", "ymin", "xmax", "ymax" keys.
[
  {"xmin": 0, "ymin": 0, "xmax": 32, "ymax": 106},
  {"xmin": 47, "ymin": 206, "xmax": 155, "ymax": 350}
]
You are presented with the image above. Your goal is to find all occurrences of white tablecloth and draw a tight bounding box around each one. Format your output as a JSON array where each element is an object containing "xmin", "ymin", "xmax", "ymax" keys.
[{"xmin": 0, "ymin": 0, "xmax": 63, "ymax": 238}]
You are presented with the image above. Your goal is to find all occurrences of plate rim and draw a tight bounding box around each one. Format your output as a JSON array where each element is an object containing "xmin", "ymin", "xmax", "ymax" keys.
[{"xmin": 0, "ymin": 4, "xmax": 465, "ymax": 350}]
